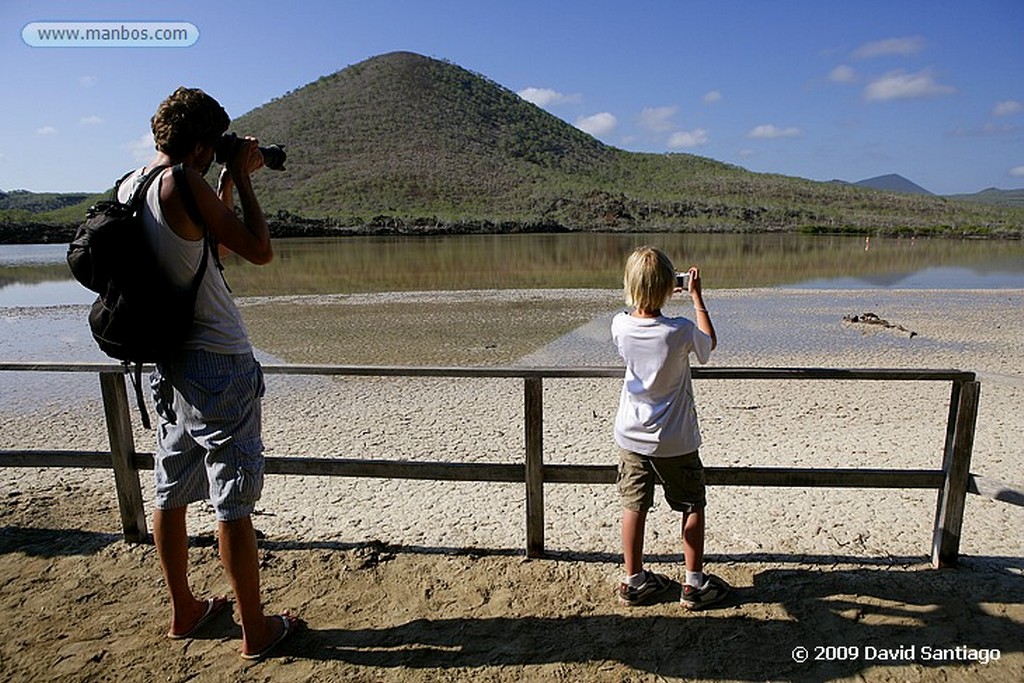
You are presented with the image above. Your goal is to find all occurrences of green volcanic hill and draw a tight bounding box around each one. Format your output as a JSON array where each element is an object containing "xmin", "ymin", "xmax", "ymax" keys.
[
  {"xmin": 3, "ymin": 51, "xmax": 1022, "ymax": 241},
  {"xmin": 235, "ymin": 51, "xmax": 618, "ymax": 224}
]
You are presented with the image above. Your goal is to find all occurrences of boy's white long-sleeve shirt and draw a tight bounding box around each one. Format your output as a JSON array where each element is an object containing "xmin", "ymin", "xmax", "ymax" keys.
[{"xmin": 612, "ymin": 311, "xmax": 713, "ymax": 457}]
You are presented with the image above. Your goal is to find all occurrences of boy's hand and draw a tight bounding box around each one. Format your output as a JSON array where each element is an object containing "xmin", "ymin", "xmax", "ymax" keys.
[
  {"xmin": 686, "ymin": 267, "xmax": 702, "ymax": 298},
  {"xmin": 686, "ymin": 266, "xmax": 715, "ymax": 349}
]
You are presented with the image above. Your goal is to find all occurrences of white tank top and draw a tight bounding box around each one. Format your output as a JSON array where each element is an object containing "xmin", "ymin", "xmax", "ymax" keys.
[{"xmin": 118, "ymin": 167, "xmax": 251, "ymax": 355}]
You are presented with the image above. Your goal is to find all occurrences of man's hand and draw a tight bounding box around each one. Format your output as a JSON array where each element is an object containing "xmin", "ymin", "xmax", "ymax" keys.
[
  {"xmin": 226, "ymin": 136, "xmax": 265, "ymax": 182},
  {"xmin": 207, "ymin": 136, "xmax": 271, "ymax": 265}
]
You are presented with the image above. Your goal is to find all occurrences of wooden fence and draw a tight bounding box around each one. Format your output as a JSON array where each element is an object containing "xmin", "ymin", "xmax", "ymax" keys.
[{"xmin": 0, "ymin": 362, "xmax": 997, "ymax": 568}]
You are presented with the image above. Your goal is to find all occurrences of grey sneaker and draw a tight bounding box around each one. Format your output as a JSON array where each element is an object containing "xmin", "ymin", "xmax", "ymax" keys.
[
  {"xmin": 681, "ymin": 574, "xmax": 731, "ymax": 610},
  {"xmin": 616, "ymin": 570, "xmax": 672, "ymax": 606}
]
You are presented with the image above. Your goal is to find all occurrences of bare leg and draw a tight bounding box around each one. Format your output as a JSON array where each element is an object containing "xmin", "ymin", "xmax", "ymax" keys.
[
  {"xmin": 681, "ymin": 509, "xmax": 706, "ymax": 573},
  {"xmin": 218, "ymin": 516, "xmax": 288, "ymax": 656},
  {"xmin": 621, "ymin": 508, "xmax": 647, "ymax": 576},
  {"xmin": 154, "ymin": 506, "xmax": 211, "ymax": 635}
]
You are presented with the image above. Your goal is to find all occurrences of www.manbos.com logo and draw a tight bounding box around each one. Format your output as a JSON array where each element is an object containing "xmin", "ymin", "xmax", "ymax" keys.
[{"xmin": 23, "ymin": 21, "xmax": 199, "ymax": 48}]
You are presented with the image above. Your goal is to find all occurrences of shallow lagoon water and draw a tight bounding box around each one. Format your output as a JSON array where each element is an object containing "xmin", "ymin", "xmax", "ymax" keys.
[
  {"xmin": 0, "ymin": 287, "xmax": 986, "ymax": 412},
  {"xmin": 2, "ymin": 234, "xmax": 1022, "ymax": 411}
]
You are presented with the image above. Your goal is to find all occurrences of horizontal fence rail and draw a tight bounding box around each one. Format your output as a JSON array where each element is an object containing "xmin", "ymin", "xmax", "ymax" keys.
[{"xmin": 0, "ymin": 361, "xmax": 1006, "ymax": 567}]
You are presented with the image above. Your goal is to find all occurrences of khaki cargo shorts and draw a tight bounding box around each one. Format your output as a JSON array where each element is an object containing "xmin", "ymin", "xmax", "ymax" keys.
[{"xmin": 617, "ymin": 449, "xmax": 706, "ymax": 513}]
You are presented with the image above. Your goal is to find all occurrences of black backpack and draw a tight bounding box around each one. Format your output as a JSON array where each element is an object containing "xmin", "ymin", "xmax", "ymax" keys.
[{"xmin": 67, "ymin": 164, "xmax": 212, "ymax": 427}]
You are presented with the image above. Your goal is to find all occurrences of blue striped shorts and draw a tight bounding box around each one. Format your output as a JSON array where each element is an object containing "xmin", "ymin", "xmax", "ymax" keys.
[{"xmin": 150, "ymin": 350, "xmax": 266, "ymax": 521}]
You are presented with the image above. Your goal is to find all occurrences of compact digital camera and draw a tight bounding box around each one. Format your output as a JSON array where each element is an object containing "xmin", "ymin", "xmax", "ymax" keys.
[{"xmin": 676, "ymin": 272, "xmax": 690, "ymax": 290}]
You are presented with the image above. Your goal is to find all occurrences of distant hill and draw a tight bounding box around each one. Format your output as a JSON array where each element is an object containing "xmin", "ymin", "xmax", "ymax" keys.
[
  {"xmin": 0, "ymin": 189, "xmax": 91, "ymax": 213},
  {"xmin": 853, "ymin": 174, "xmax": 933, "ymax": 195},
  {"xmin": 3, "ymin": 51, "xmax": 1023, "ymax": 242},
  {"xmin": 946, "ymin": 187, "xmax": 1024, "ymax": 208}
]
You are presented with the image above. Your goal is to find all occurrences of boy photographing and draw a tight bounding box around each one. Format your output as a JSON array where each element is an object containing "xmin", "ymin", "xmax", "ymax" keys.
[{"xmin": 611, "ymin": 246, "xmax": 730, "ymax": 609}]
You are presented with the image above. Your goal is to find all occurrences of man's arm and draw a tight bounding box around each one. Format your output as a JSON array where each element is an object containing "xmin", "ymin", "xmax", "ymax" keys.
[{"xmin": 184, "ymin": 138, "xmax": 272, "ymax": 265}]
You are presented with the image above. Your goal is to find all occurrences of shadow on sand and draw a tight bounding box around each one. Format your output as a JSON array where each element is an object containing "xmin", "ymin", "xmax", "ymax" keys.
[{"xmin": 287, "ymin": 563, "xmax": 1020, "ymax": 679}]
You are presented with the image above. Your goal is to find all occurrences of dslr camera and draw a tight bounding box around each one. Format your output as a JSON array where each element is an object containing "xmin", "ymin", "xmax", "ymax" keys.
[{"xmin": 215, "ymin": 132, "xmax": 287, "ymax": 171}]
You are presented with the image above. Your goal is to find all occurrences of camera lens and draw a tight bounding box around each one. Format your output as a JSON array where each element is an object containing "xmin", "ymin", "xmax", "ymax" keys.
[
  {"xmin": 259, "ymin": 144, "xmax": 286, "ymax": 171},
  {"xmin": 215, "ymin": 133, "xmax": 287, "ymax": 171}
]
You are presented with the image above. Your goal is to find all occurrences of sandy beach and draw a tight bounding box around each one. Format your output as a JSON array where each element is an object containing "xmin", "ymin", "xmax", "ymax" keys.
[{"xmin": 1, "ymin": 288, "xmax": 1022, "ymax": 681}]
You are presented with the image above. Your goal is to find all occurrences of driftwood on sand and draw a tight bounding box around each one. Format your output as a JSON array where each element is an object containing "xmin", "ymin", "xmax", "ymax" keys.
[{"xmin": 842, "ymin": 312, "xmax": 917, "ymax": 338}]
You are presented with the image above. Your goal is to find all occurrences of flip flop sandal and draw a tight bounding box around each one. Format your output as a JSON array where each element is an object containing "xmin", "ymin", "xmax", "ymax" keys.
[
  {"xmin": 241, "ymin": 614, "xmax": 301, "ymax": 661},
  {"xmin": 168, "ymin": 596, "xmax": 231, "ymax": 639}
]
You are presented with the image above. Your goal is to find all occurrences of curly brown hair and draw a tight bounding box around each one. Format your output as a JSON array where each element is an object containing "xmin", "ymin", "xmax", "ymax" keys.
[{"xmin": 150, "ymin": 87, "xmax": 230, "ymax": 157}]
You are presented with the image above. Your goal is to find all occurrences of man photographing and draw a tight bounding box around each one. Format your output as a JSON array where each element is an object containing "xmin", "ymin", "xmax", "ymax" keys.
[{"xmin": 117, "ymin": 86, "xmax": 298, "ymax": 660}]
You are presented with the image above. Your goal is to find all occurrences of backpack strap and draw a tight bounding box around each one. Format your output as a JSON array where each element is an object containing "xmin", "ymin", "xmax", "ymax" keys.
[
  {"xmin": 111, "ymin": 169, "xmax": 135, "ymax": 199},
  {"xmin": 121, "ymin": 165, "xmax": 169, "ymax": 208},
  {"xmin": 171, "ymin": 163, "xmax": 236, "ymax": 294},
  {"xmin": 171, "ymin": 165, "xmax": 210, "ymax": 290},
  {"xmin": 171, "ymin": 163, "xmax": 205, "ymax": 227},
  {"xmin": 126, "ymin": 361, "xmax": 152, "ymax": 430}
]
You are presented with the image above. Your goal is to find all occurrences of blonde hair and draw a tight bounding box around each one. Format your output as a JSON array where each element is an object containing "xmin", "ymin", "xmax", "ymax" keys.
[{"xmin": 623, "ymin": 246, "xmax": 675, "ymax": 312}]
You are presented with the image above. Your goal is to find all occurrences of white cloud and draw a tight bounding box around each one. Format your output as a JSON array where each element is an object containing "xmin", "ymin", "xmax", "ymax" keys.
[
  {"xmin": 79, "ymin": 76, "xmax": 97, "ymax": 87},
  {"xmin": 702, "ymin": 90, "xmax": 722, "ymax": 104},
  {"xmin": 517, "ymin": 87, "xmax": 579, "ymax": 107},
  {"xmin": 852, "ymin": 36, "xmax": 925, "ymax": 60},
  {"xmin": 668, "ymin": 129, "xmax": 709, "ymax": 148},
  {"xmin": 575, "ymin": 112, "xmax": 617, "ymax": 137},
  {"xmin": 36, "ymin": 126, "xmax": 57, "ymax": 135},
  {"xmin": 1010, "ymin": 166, "xmax": 1024, "ymax": 178},
  {"xmin": 639, "ymin": 106, "xmax": 677, "ymax": 133},
  {"xmin": 864, "ymin": 70, "xmax": 955, "ymax": 102},
  {"xmin": 829, "ymin": 65, "xmax": 857, "ymax": 83},
  {"xmin": 747, "ymin": 124, "xmax": 801, "ymax": 139},
  {"xmin": 993, "ymin": 100, "xmax": 1023, "ymax": 117},
  {"xmin": 125, "ymin": 132, "xmax": 155, "ymax": 162},
  {"xmin": 79, "ymin": 115, "xmax": 104, "ymax": 125}
]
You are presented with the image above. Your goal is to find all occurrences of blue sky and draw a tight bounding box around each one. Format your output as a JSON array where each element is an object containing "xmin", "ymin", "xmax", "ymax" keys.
[{"xmin": 2, "ymin": 0, "xmax": 1022, "ymax": 195}]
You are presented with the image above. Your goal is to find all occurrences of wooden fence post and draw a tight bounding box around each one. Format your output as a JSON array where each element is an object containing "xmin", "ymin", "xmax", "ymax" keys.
[
  {"xmin": 931, "ymin": 380, "xmax": 980, "ymax": 568},
  {"xmin": 524, "ymin": 376, "xmax": 545, "ymax": 558},
  {"xmin": 99, "ymin": 371, "xmax": 148, "ymax": 543}
]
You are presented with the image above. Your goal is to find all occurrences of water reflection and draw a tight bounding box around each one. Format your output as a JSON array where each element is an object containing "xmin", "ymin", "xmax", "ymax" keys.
[
  {"xmin": 2, "ymin": 233, "xmax": 1024, "ymax": 306},
  {"xmin": 178, "ymin": 233, "xmax": 1024, "ymax": 295},
  {"xmin": 0, "ymin": 280, "xmax": 96, "ymax": 308},
  {"xmin": 791, "ymin": 266, "xmax": 1024, "ymax": 290}
]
